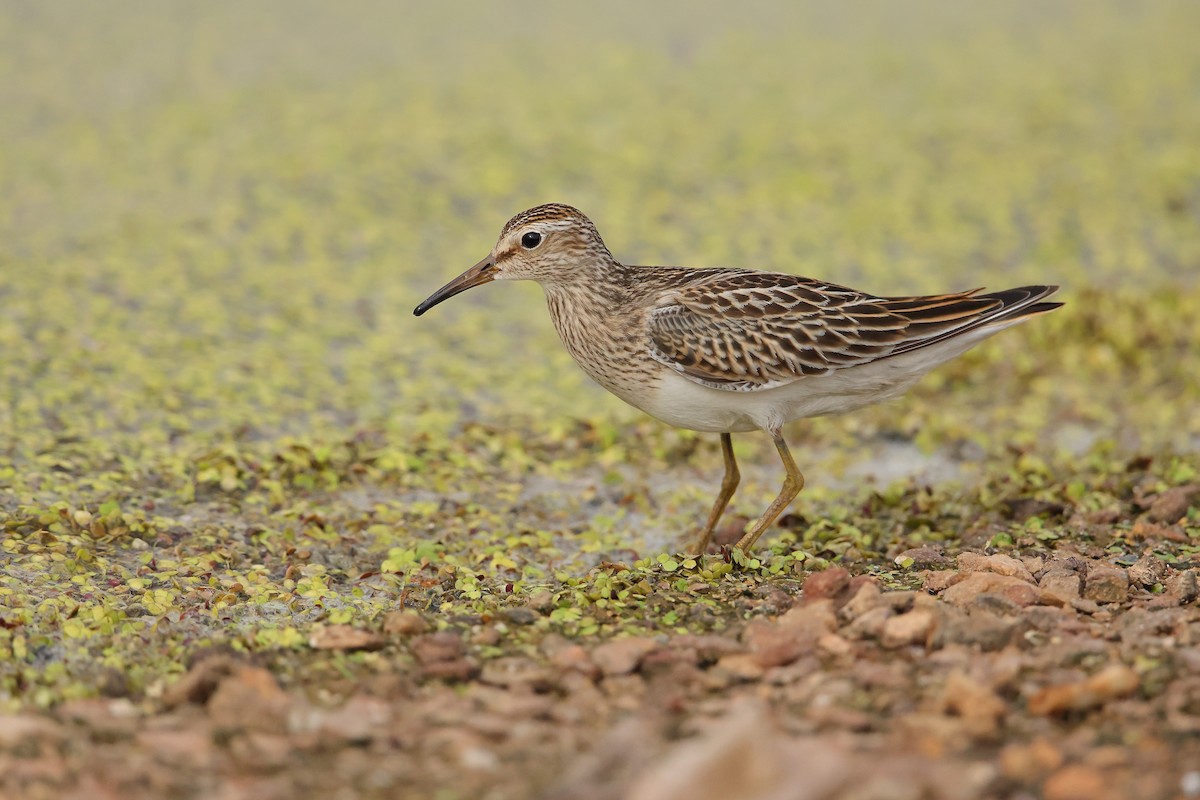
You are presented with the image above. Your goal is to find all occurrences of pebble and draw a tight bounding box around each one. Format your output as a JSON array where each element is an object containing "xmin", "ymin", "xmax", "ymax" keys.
[
  {"xmin": 289, "ymin": 695, "xmax": 390, "ymax": 742},
  {"xmin": 957, "ymin": 552, "xmax": 1036, "ymax": 583},
  {"xmin": 548, "ymin": 644, "xmax": 601, "ymax": 680},
  {"xmin": 941, "ymin": 572, "xmax": 1042, "ymax": 608},
  {"xmin": 382, "ymin": 610, "xmax": 429, "ymax": 636},
  {"xmin": 1039, "ymin": 569, "xmax": 1083, "ymax": 604},
  {"xmin": 880, "ymin": 609, "xmax": 934, "ymax": 649},
  {"xmin": 1083, "ymin": 566, "xmax": 1129, "ymax": 604},
  {"xmin": 1167, "ymin": 570, "xmax": 1199, "ymax": 604},
  {"xmin": 671, "ymin": 635, "xmax": 745, "ymax": 662},
  {"xmin": 928, "ymin": 606, "xmax": 1021, "ymax": 652},
  {"xmin": 1127, "ymin": 555, "xmax": 1167, "ymax": 589},
  {"xmin": 591, "ymin": 636, "xmax": 657, "ymax": 676},
  {"xmin": 1028, "ymin": 664, "xmax": 1139, "ymax": 716},
  {"xmin": 817, "ymin": 633, "xmax": 853, "ymax": 657},
  {"xmin": 478, "ymin": 657, "xmax": 555, "ymax": 690},
  {"xmin": 1000, "ymin": 738, "xmax": 1064, "ymax": 782},
  {"xmin": 894, "ymin": 546, "xmax": 951, "ymax": 569},
  {"xmin": 1043, "ymin": 764, "xmax": 1112, "ymax": 800},
  {"xmin": 802, "ymin": 567, "xmax": 850, "ymax": 601},
  {"xmin": 713, "ymin": 653, "xmax": 766, "ymax": 682},
  {"xmin": 527, "ymin": 590, "xmax": 555, "ymax": 612},
  {"xmin": 920, "ymin": 570, "xmax": 961, "ymax": 593},
  {"xmin": 308, "ymin": 624, "xmax": 385, "ymax": 651},
  {"xmin": 940, "ymin": 671, "xmax": 1006, "ymax": 737},
  {"xmin": 412, "ymin": 632, "xmax": 466, "ymax": 664},
  {"xmin": 1146, "ymin": 484, "xmax": 1198, "ymax": 524},
  {"xmin": 207, "ymin": 666, "xmax": 291, "ymax": 734},
  {"xmin": 838, "ymin": 581, "xmax": 883, "ymax": 622},
  {"xmin": 500, "ymin": 607, "xmax": 538, "ymax": 626},
  {"xmin": 843, "ymin": 606, "xmax": 893, "ymax": 641}
]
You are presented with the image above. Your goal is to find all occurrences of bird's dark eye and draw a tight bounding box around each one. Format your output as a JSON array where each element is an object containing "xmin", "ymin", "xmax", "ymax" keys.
[{"xmin": 521, "ymin": 231, "xmax": 543, "ymax": 249}]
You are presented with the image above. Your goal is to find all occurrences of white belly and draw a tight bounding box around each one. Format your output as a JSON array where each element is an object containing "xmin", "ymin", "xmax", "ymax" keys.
[{"xmin": 627, "ymin": 326, "xmax": 1004, "ymax": 433}]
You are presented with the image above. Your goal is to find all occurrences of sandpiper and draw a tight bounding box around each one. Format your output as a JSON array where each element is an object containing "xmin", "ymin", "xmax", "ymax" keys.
[{"xmin": 414, "ymin": 204, "xmax": 1061, "ymax": 554}]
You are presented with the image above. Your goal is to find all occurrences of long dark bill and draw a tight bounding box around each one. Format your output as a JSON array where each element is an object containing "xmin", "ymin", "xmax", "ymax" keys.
[{"xmin": 412, "ymin": 256, "xmax": 495, "ymax": 316}]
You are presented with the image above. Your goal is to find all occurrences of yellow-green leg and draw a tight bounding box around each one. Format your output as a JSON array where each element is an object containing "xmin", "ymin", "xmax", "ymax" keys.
[
  {"xmin": 690, "ymin": 433, "xmax": 740, "ymax": 554},
  {"xmin": 735, "ymin": 429, "xmax": 805, "ymax": 552}
]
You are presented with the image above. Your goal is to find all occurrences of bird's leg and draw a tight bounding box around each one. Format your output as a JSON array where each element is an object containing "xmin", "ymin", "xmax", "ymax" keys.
[
  {"xmin": 735, "ymin": 429, "xmax": 805, "ymax": 553},
  {"xmin": 690, "ymin": 433, "xmax": 740, "ymax": 555}
]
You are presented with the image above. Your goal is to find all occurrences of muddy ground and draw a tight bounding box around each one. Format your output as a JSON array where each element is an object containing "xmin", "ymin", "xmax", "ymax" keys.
[{"xmin": 3, "ymin": 474, "xmax": 1199, "ymax": 800}]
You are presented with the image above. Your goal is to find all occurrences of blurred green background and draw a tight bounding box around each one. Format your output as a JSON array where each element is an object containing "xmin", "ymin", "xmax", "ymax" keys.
[
  {"xmin": 3, "ymin": 0, "xmax": 1198, "ymax": 458},
  {"xmin": 1, "ymin": 0, "xmax": 1199, "ymax": 704}
]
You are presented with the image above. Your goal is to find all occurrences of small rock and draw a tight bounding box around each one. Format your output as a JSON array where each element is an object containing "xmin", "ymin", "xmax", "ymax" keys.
[
  {"xmin": 549, "ymin": 645, "xmax": 601, "ymax": 680},
  {"xmin": 135, "ymin": 727, "xmax": 215, "ymax": 769},
  {"xmin": 308, "ymin": 624, "xmax": 385, "ymax": 651},
  {"xmin": 626, "ymin": 702, "xmax": 852, "ymax": 800},
  {"xmin": 743, "ymin": 620, "xmax": 807, "ymax": 668},
  {"xmin": 881, "ymin": 609, "xmax": 934, "ymax": 649},
  {"xmin": 289, "ymin": 695, "xmax": 390, "ymax": 742},
  {"xmin": 1022, "ymin": 555, "xmax": 1046, "ymax": 576},
  {"xmin": 895, "ymin": 547, "xmax": 951, "ymax": 569},
  {"xmin": 1130, "ymin": 518, "xmax": 1185, "ymax": 541},
  {"xmin": 162, "ymin": 654, "xmax": 240, "ymax": 708},
  {"xmin": 838, "ymin": 581, "xmax": 884, "ymax": 622},
  {"xmin": 1146, "ymin": 485, "xmax": 1199, "ymax": 524},
  {"xmin": 777, "ymin": 599, "xmax": 838, "ymax": 636},
  {"xmin": 207, "ymin": 666, "xmax": 291, "ymax": 734},
  {"xmin": 929, "ymin": 606, "xmax": 1021, "ymax": 651},
  {"xmin": 527, "ymin": 590, "xmax": 555, "ymax": 612},
  {"xmin": 957, "ymin": 552, "xmax": 1035, "ymax": 583},
  {"xmin": 471, "ymin": 685, "xmax": 556, "ymax": 719},
  {"xmin": 641, "ymin": 647, "xmax": 700, "ymax": 677},
  {"xmin": 816, "ymin": 633, "xmax": 851, "ymax": 657},
  {"xmin": 1039, "ymin": 569, "xmax": 1083, "ymax": 604},
  {"xmin": 226, "ymin": 731, "xmax": 293, "ymax": 772},
  {"xmin": 941, "ymin": 572, "xmax": 1042, "ymax": 608},
  {"xmin": 1070, "ymin": 597, "xmax": 1103, "ymax": 615},
  {"xmin": 940, "ymin": 671, "xmax": 1006, "ymax": 737},
  {"xmin": 501, "ymin": 607, "xmax": 538, "ymax": 626},
  {"xmin": 671, "ymin": 635, "xmax": 745, "ymax": 662},
  {"xmin": 420, "ymin": 659, "xmax": 478, "ymax": 682},
  {"xmin": 1005, "ymin": 497, "xmax": 1065, "ymax": 521},
  {"xmin": 412, "ymin": 632, "xmax": 465, "ymax": 664},
  {"xmin": 0, "ymin": 715, "xmax": 64, "ymax": 749},
  {"xmin": 1028, "ymin": 664, "xmax": 1140, "ymax": 716},
  {"xmin": 478, "ymin": 657, "xmax": 555, "ymax": 690},
  {"xmin": 591, "ymin": 636, "xmax": 657, "ymax": 676},
  {"xmin": 1043, "ymin": 764, "xmax": 1113, "ymax": 800},
  {"xmin": 1083, "ymin": 566, "xmax": 1130, "ymax": 604},
  {"xmin": 56, "ymin": 699, "xmax": 138, "ymax": 741},
  {"xmin": 802, "ymin": 567, "xmax": 850, "ymax": 602},
  {"xmin": 1000, "ymin": 738, "xmax": 1064, "ymax": 783},
  {"xmin": 712, "ymin": 653, "xmax": 766, "ymax": 682},
  {"xmin": 880, "ymin": 590, "xmax": 917, "ymax": 612},
  {"xmin": 843, "ymin": 606, "xmax": 893, "ymax": 640},
  {"xmin": 471, "ymin": 627, "xmax": 502, "ymax": 647},
  {"xmin": 1127, "ymin": 555, "xmax": 1168, "ymax": 589},
  {"xmin": 921, "ymin": 570, "xmax": 960, "ymax": 593},
  {"xmin": 1167, "ymin": 570, "xmax": 1199, "ymax": 605},
  {"xmin": 742, "ymin": 600, "xmax": 837, "ymax": 667},
  {"xmin": 382, "ymin": 610, "xmax": 429, "ymax": 636},
  {"xmin": 970, "ymin": 592, "xmax": 1025, "ymax": 616}
]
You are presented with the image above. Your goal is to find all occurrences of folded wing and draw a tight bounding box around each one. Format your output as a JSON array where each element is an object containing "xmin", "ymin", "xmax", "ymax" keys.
[{"xmin": 646, "ymin": 270, "xmax": 1059, "ymax": 392}]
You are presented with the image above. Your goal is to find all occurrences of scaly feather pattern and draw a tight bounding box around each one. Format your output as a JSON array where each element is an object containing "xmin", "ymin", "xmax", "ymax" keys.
[{"xmin": 645, "ymin": 270, "xmax": 1059, "ymax": 391}]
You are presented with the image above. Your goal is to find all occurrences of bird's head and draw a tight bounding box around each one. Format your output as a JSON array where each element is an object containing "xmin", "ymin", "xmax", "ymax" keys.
[{"xmin": 413, "ymin": 203, "xmax": 612, "ymax": 316}]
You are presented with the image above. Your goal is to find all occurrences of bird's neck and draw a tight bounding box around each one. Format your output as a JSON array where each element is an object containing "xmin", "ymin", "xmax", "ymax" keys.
[{"xmin": 540, "ymin": 265, "xmax": 657, "ymax": 400}]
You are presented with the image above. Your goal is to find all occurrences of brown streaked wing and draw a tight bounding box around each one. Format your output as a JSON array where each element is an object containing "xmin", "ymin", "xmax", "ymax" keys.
[{"xmin": 646, "ymin": 272, "xmax": 1005, "ymax": 391}]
